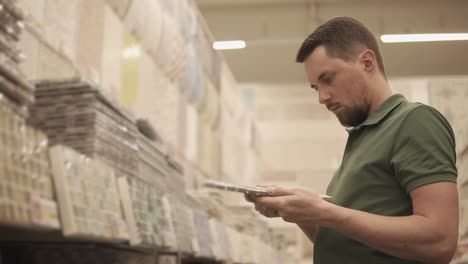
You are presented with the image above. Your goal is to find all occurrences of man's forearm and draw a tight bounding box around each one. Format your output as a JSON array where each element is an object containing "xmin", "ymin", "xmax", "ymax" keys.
[
  {"xmin": 320, "ymin": 204, "xmax": 456, "ymax": 264},
  {"xmin": 298, "ymin": 222, "xmax": 317, "ymax": 243}
]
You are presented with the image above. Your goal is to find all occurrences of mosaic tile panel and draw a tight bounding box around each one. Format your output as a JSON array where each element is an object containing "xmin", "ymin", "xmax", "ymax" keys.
[
  {"xmin": 118, "ymin": 176, "xmax": 170, "ymax": 248},
  {"xmin": 49, "ymin": 145, "xmax": 128, "ymax": 240}
]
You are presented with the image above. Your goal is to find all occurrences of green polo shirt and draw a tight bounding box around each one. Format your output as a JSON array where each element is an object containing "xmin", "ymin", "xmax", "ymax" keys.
[{"xmin": 314, "ymin": 94, "xmax": 457, "ymax": 264}]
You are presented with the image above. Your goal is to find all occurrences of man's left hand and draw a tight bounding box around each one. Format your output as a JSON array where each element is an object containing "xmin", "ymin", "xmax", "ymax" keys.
[{"xmin": 250, "ymin": 186, "xmax": 332, "ymax": 224}]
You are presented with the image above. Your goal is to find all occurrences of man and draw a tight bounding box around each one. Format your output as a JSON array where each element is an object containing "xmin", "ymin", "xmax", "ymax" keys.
[{"xmin": 247, "ymin": 17, "xmax": 458, "ymax": 264}]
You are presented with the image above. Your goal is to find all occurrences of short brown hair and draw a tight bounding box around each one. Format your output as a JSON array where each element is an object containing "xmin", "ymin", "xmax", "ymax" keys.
[{"xmin": 296, "ymin": 17, "xmax": 386, "ymax": 78}]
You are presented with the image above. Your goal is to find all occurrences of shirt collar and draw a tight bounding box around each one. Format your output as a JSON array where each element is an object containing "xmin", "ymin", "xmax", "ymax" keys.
[{"xmin": 347, "ymin": 94, "xmax": 406, "ymax": 132}]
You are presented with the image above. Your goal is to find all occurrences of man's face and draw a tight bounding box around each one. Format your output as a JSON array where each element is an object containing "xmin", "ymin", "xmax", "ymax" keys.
[{"xmin": 304, "ymin": 45, "xmax": 371, "ymax": 127}]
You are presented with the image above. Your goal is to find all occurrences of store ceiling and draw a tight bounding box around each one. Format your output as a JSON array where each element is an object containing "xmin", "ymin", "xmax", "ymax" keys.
[{"xmin": 195, "ymin": 0, "xmax": 468, "ymax": 83}]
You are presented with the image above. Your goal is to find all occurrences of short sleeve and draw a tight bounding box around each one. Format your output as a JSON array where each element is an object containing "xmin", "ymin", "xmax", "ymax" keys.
[{"xmin": 391, "ymin": 105, "xmax": 457, "ymax": 193}]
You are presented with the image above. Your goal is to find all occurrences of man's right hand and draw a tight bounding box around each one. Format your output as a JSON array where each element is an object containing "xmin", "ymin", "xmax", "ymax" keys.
[{"xmin": 244, "ymin": 193, "xmax": 280, "ymax": 218}]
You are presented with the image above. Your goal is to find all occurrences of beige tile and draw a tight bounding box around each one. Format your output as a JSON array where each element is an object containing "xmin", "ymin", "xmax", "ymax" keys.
[
  {"xmin": 76, "ymin": 0, "xmax": 106, "ymax": 82},
  {"xmin": 101, "ymin": 5, "xmax": 123, "ymax": 101},
  {"xmin": 43, "ymin": 0, "xmax": 80, "ymax": 61}
]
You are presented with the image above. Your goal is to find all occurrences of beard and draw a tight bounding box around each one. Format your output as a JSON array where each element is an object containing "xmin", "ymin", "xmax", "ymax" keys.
[{"xmin": 336, "ymin": 103, "xmax": 369, "ymax": 127}]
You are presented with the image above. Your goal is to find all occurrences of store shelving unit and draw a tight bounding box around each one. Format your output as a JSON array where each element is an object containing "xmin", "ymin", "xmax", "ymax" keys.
[{"xmin": 0, "ymin": 0, "xmax": 293, "ymax": 263}]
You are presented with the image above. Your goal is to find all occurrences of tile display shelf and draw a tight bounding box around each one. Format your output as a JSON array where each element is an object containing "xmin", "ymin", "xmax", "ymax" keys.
[
  {"xmin": 48, "ymin": 145, "xmax": 128, "ymax": 241},
  {"xmin": 0, "ymin": 94, "xmax": 60, "ymax": 230},
  {"xmin": 0, "ymin": 243, "xmax": 157, "ymax": 264},
  {"xmin": 29, "ymin": 78, "xmax": 139, "ymax": 180}
]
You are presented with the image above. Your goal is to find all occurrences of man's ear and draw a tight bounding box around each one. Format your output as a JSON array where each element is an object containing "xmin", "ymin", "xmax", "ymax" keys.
[{"xmin": 360, "ymin": 49, "xmax": 377, "ymax": 73}]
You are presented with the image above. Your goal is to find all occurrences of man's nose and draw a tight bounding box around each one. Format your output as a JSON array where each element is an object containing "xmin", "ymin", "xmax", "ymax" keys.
[{"xmin": 318, "ymin": 89, "xmax": 332, "ymax": 104}]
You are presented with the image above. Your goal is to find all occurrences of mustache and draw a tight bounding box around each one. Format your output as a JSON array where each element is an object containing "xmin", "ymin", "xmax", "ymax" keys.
[{"xmin": 326, "ymin": 103, "xmax": 341, "ymax": 111}]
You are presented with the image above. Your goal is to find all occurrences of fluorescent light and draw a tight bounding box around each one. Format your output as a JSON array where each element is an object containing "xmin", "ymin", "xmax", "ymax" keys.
[
  {"xmin": 213, "ymin": 40, "xmax": 246, "ymax": 50},
  {"xmin": 122, "ymin": 45, "xmax": 141, "ymax": 59},
  {"xmin": 381, "ymin": 33, "xmax": 468, "ymax": 43}
]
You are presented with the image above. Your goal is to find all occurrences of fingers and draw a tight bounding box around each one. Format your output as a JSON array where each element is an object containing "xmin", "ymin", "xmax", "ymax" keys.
[
  {"xmin": 265, "ymin": 186, "xmax": 293, "ymax": 197},
  {"xmin": 244, "ymin": 193, "xmax": 255, "ymax": 203},
  {"xmin": 254, "ymin": 203, "xmax": 280, "ymax": 218},
  {"xmin": 263, "ymin": 207, "xmax": 280, "ymax": 218},
  {"xmin": 255, "ymin": 195, "xmax": 285, "ymax": 210},
  {"xmin": 256, "ymin": 184, "xmax": 276, "ymax": 188}
]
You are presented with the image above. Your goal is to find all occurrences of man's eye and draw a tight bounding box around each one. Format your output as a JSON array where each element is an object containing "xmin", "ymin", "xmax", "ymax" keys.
[{"xmin": 324, "ymin": 75, "xmax": 335, "ymax": 84}]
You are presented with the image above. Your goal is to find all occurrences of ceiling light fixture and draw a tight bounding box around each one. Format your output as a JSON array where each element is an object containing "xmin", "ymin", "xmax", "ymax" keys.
[
  {"xmin": 381, "ymin": 33, "xmax": 468, "ymax": 43},
  {"xmin": 213, "ymin": 40, "xmax": 246, "ymax": 50}
]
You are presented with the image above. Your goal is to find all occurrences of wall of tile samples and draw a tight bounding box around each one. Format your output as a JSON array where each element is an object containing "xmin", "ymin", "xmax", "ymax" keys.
[
  {"xmin": 48, "ymin": 145, "xmax": 128, "ymax": 240},
  {"xmin": 0, "ymin": 0, "xmax": 295, "ymax": 263}
]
